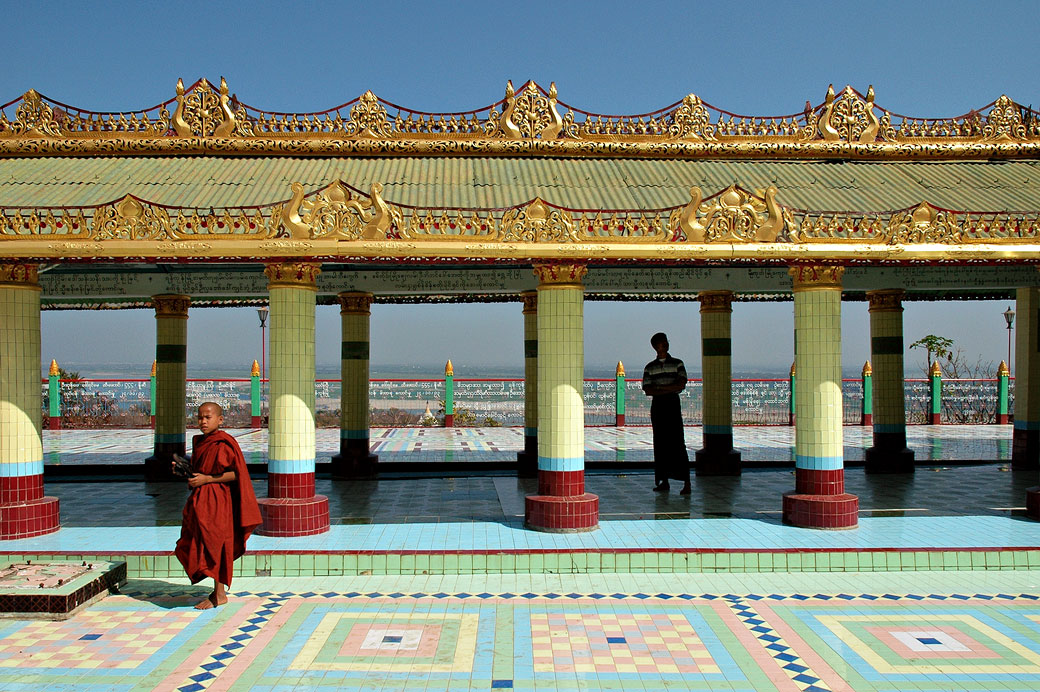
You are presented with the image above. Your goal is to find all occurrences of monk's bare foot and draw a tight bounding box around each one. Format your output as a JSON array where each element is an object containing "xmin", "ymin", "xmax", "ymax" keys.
[{"xmin": 194, "ymin": 593, "xmax": 226, "ymax": 610}]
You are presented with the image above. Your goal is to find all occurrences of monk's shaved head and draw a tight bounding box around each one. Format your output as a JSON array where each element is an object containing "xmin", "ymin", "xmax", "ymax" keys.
[{"xmin": 199, "ymin": 402, "xmax": 223, "ymax": 416}]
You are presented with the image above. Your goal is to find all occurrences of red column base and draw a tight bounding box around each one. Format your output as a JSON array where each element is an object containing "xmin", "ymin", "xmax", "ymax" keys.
[
  {"xmin": 930, "ymin": 413, "xmax": 941, "ymax": 424},
  {"xmin": 0, "ymin": 497, "xmax": 60, "ymax": 539},
  {"xmin": 48, "ymin": 417, "xmax": 61, "ymax": 430},
  {"xmin": 251, "ymin": 415, "xmax": 263, "ymax": 429},
  {"xmin": 615, "ymin": 414, "xmax": 625, "ymax": 426},
  {"xmin": 444, "ymin": 414, "xmax": 454, "ymax": 428},
  {"xmin": 256, "ymin": 495, "xmax": 330, "ymax": 537},
  {"xmin": 782, "ymin": 492, "xmax": 858, "ymax": 529},
  {"xmin": 524, "ymin": 493, "xmax": 599, "ymax": 532},
  {"xmin": 998, "ymin": 413, "xmax": 1010, "ymax": 425},
  {"xmin": 1026, "ymin": 487, "xmax": 1040, "ymax": 520},
  {"xmin": 861, "ymin": 413, "xmax": 872, "ymax": 427}
]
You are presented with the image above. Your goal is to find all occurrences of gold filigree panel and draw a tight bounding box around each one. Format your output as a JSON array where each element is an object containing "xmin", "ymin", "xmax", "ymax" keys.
[{"xmin": 668, "ymin": 185, "xmax": 787, "ymax": 242}]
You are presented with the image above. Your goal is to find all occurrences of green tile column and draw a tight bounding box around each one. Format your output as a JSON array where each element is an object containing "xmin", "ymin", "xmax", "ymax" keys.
[
  {"xmin": 257, "ymin": 262, "xmax": 329, "ymax": 537},
  {"xmin": 331, "ymin": 291, "xmax": 378, "ymax": 479},
  {"xmin": 47, "ymin": 359, "xmax": 60, "ymax": 430},
  {"xmin": 518, "ymin": 290, "xmax": 538, "ymax": 478},
  {"xmin": 782, "ymin": 266, "xmax": 858, "ymax": 529},
  {"xmin": 865, "ymin": 289, "xmax": 915, "ymax": 474},
  {"xmin": 525, "ymin": 263, "xmax": 598, "ymax": 532},
  {"xmin": 146, "ymin": 294, "xmax": 189, "ymax": 480},
  {"xmin": 696, "ymin": 290, "xmax": 741, "ymax": 476},
  {"xmin": 1015, "ymin": 287, "xmax": 1040, "ymax": 471},
  {"xmin": 0, "ymin": 263, "xmax": 59, "ymax": 539}
]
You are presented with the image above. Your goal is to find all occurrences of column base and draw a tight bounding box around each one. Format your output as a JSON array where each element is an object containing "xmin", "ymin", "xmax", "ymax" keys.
[
  {"xmin": 251, "ymin": 415, "xmax": 263, "ymax": 429},
  {"xmin": 144, "ymin": 441, "xmax": 186, "ymax": 481},
  {"xmin": 782, "ymin": 492, "xmax": 859, "ymax": 529},
  {"xmin": 256, "ymin": 495, "xmax": 330, "ymax": 536},
  {"xmin": 1013, "ymin": 428, "xmax": 1039, "ymax": 470},
  {"xmin": 864, "ymin": 445, "xmax": 916, "ymax": 474},
  {"xmin": 695, "ymin": 448, "xmax": 742, "ymax": 476},
  {"xmin": 330, "ymin": 451, "xmax": 379, "ymax": 479},
  {"xmin": 524, "ymin": 493, "xmax": 599, "ymax": 532},
  {"xmin": 48, "ymin": 417, "xmax": 61, "ymax": 430},
  {"xmin": 0, "ymin": 497, "xmax": 60, "ymax": 539}
]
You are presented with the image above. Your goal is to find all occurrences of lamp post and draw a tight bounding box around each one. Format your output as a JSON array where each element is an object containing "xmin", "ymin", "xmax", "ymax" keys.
[
  {"xmin": 1004, "ymin": 305, "xmax": 1015, "ymax": 373},
  {"xmin": 257, "ymin": 306, "xmax": 269, "ymax": 383}
]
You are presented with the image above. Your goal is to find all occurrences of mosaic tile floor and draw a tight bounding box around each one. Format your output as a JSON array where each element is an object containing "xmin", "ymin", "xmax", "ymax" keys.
[
  {"xmin": 4, "ymin": 571, "xmax": 1040, "ymax": 691},
  {"xmin": 41, "ymin": 424, "xmax": 1015, "ymax": 466}
]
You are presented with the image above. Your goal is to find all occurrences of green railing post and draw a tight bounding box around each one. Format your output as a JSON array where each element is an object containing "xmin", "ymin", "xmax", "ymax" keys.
[
  {"xmin": 250, "ymin": 359, "xmax": 262, "ymax": 428},
  {"xmin": 615, "ymin": 361, "xmax": 626, "ymax": 426},
  {"xmin": 861, "ymin": 360, "xmax": 873, "ymax": 427},
  {"xmin": 930, "ymin": 360, "xmax": 942, "ymax": 425},
  {"xmin": 788, "ymin": 362, "xmax": 796, "ymax": 426},
  {"xmin": 444, "ymin": 359, "xmax": 455, "ymax": 427},
  {"xmin": 48, "ymin": 359, "xmax": 61, "ymax": 430},
  {"xmin": 998, "ymin": 360, "xmax": 1010, "ymax": 425}
]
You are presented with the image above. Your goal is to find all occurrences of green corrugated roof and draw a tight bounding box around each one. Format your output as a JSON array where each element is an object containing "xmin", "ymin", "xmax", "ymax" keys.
[{"xmin": 1, "ymin": 157, "xmax": 1040, "ymax": 212}]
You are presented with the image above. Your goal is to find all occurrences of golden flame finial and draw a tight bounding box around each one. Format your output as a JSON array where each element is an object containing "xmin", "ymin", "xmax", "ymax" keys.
[
  {"xmin": 49, "ymin": 359, "xmax": 59, "ymax": 376},
  {"xmin": 998, "ymin": 360, "xmax": 1010, "ymax": 377},
  {"xmin": 616, "ymin": 361, "xmax": 625, "ymax": 377},
  {"xmin": 251, "ymin": 360, "xmax": 260, "ymax": 377},
  {"xmin": 862, "ymin": 360, "xmax": 872, "ymax": 376},
  {"xmin": 151, "ymin": 360, "xmax": 157, "ymax": 377},
  {"xmin": 930, "ymin": 360, "xmax": 942, "ymax": 377},
  {"xmin": 445, "ymin": 360, "xmax": 454, "ymax": 376},
  {"xmin": 790, "ymin": 362, "xmax": 796, "ymax": 377}
]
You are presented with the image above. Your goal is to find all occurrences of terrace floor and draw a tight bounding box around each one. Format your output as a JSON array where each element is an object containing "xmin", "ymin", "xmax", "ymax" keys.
[{"xmin": 7, "ymin": 424, "xmax": 1040, "ymax": 690}]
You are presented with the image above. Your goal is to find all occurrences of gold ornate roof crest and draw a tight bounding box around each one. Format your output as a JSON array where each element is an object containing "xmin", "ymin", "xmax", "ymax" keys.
[
  {"xmin": 500, "ymin": 198, "xmax": 579, "ymax": 242},
  {"xmin": 819, "ymin": 84, "xmax": 880, "ymax": 143},
  {"xmin": 495, "ymin": 81, "xmax": 564, "ymax": 140},
  {"xmin": 172, "ymin": 77, "xmax": 236, "ymax": 137},
  {"xmin": 283, "ymin": 180, "xmax": 402, "ymax": 240},
  {"xmin": 669, "ymin": 185, "xmax": 788, "ymax": 242}
]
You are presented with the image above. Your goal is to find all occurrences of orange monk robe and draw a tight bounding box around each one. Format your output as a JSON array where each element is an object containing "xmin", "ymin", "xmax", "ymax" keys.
[{"xmin": 175, "ymin": 430, "xmax": 262, "ymax": 587}]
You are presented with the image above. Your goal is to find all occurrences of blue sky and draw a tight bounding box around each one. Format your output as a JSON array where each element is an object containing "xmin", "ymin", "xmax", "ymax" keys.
[{"xmin": 5, "ymin": 0, "xmax": 1036, "ymax": 376}]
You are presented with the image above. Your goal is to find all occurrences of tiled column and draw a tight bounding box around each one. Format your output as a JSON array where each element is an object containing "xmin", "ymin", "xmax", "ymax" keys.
[
  {"xmin": 331, "ymin": 291, "xmax": 378, "ymax": 479},
  {"xmin": 524, "ymin": 264, "xmax": 598, "ymax": 532},
  {"xmin": 782, "ymin": 266, "xmax": 859, "ymax": 529},
  {"xmin": 695, "ymin": 290, "xmax": 741, "ymax": 475},
  {"xmin": 1015, "ymin": 288, "xmax": 1040, "ymax": 472},
  {"xmin": 517, "ymin": 290, "xmax": 538, "ymax": 478},
  {"xmin": 145, "ymin": 294, "xmax": 189, "ymax": 480},
  {"xmin": 257, "ymin": 262, "xmax": 329, "ymax": 536},
  {"xmin": 864, "ymin": 289, "xmax": 915, "ymax": 474},
  {"xmin": 0, "ymin": 264, "xmax": 58, "ymax": 538}
]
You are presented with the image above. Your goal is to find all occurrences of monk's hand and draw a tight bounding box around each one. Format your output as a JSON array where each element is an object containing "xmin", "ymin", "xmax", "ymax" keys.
[{"xmin": 187, "ymin": 473, "xmax": 209, "ymax": 488}]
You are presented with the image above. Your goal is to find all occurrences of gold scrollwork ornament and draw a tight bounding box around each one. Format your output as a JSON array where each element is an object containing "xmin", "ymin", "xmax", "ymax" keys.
[
  {"xmin": 819, "ymin": 85, "xmax": 880, "ymax": 143},
  {"xmin": 93, "ymin": 196, "xmax": 173, "ymax": 241},
  {"xmin": 887, "ymin": 203, "xmax": 961, "ymax": 244},
  {"xmin": 283, "ymin": 181, "xmax": 402, "ymax": 240},
  {"xmin": 669, "ymin": 185, "xmax": 787, "ymax": 243},
  {"xmin": 172, "ymin": 77, "xmax": 236, "ymax": 137},
  {"xmin": 496, "ymin": 81, "xmax": 563, "ymax": 140},
  {"xmin": 500, "ymin": 198, "xmax": 579, "ymax": 242}
]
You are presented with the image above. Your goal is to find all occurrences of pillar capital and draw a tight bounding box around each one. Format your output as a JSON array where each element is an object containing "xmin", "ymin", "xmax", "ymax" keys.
[
  {"xmin": 151, "ymin": 294, "xmax": 190, "ymax": 318},
  {"xmin": 697, "ymin": 290, "xmax": 734, "ymax": 313},
  {"xmin": 521, "ymin": 290, "xmax": 538, "ymax": 314},
  {"xmin": 533, "ymin": 263, "xmax": 587, "ymax": 288},
  {"xmin": 866, "ymin": 288, "xmax": 905, "ymax": 312},
  {"xmin": 789, "ymin": 265, "xmax": 844, "ymax": 291},
  {"xmin": 337, "ymin": 291, "xmax": 373, "ymax": 315},
  {"xmin": 0, "ymin": 262, "xmax": 39, "ymax": 289},
  {"xmin": 264, "ymin": 261, "xmax": 321, "ymax": 289}
]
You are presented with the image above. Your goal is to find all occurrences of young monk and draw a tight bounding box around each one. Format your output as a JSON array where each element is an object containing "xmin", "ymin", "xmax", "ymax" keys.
[{"xmin": 174, "ymin": 402, "xmax": 262, "ymax": 610}]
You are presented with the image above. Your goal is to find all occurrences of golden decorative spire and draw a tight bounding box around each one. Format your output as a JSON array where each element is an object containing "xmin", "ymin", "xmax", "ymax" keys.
[
  {"xmin": 616, "ymin": 361, "xmax": 625, "ymax": 377},
  {"xmin": 998, "ymin": 360, "xmax": 1011, "ymax": 377},
  {"xmin": 49, "ymin": 359, "xmax": 59, "ymax": 376},
  {"xmin": 862, "ymin": 360, "xmax": 872, "ymax": 377},
  {"xmin": 151, "ymin": 360, "xmax": 157, "ymax": 377},
  {"xmin": 251, "ymin": 359, "xmax": 260, "ymax": 377},
  {"xmin": 930, "ymin": 360, "xmax": 942, "ymax": 377},
  {"xmin": 445, "ymin": 359, "xmax": 454, "ymax": 376},
  {"xmin": 790, "ymin": 362, "xmax": 796, "ymax": 377}
]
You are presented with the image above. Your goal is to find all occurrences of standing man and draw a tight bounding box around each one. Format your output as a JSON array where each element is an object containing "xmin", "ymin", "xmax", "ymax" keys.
[{"xmin": 642, "ymin": 332, "xmax": 692, "ymax": 494}]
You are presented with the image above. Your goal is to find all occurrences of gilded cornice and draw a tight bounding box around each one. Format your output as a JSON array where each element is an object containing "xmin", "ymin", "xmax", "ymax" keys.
[
  {"xmin": 1, "ymin": 80, "xmax": 1039, "ymax": 160},
  {"xmin": 151, "ymin": 294, "xmax": 190, "ymax": 318},
  {"xmin": 698, "ymin": 290, "xmax": 734, "ymax": 312},
  {"xmin": 264, "ymin": 261, "xmax": 321, "ymax": 289},
  {"xmin": 337, "ymin": 291, "xmax": 373, "ymax": 315},
  {"xmin": 0, "ymin": 262, "xmax": 39, "ymax": 287},
  {"xmin": 533, "ymin": 263, "xmax": 588, "ymax": 287},
  {"xmin": 789, "ymin": 265, "xmax": 845, "ymax": 291},
  {"xmin": 866, "ymin": 288, "xmax": 905, "ymax": 312}
]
